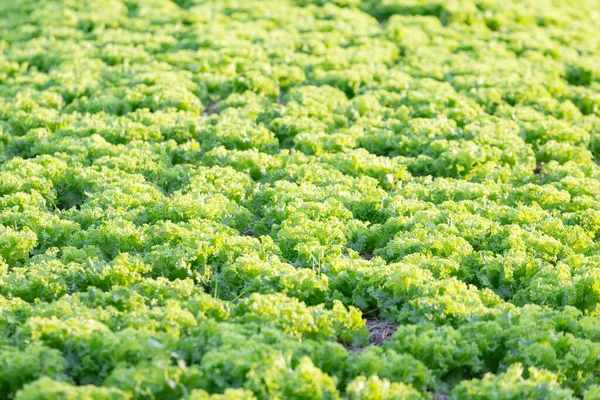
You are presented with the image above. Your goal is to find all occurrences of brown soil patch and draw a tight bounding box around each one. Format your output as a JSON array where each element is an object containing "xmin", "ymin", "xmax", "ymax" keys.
[{"xmin": 366, "ymin": 319, "xmax": 398, "ymax": 346}]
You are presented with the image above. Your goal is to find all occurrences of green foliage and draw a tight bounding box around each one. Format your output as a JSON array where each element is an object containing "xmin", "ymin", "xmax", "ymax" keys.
[
  {"xmin": 0, "ymin": 344, "xmax": 67, "ymax": 398},
  {"xmin": 450, "ymin": 363, "xmax": 575, "ymax": 400},
  {"xmin": 0, "ymin": 0, "xmax": 600, "ymax": 398},
  {"xmin": 346, "ymin": 376, "xmax": 423, "ymax": 400},
  {"xmin": 16, "ymin": 377, "xmax": 130, "ymax": 400}
]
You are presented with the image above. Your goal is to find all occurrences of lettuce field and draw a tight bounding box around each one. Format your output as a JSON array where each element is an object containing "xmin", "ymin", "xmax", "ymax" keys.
[{"xmin": 2, "ymin": 0, "xmax": 600, "ymax": 398}]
